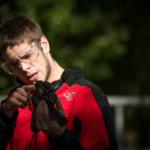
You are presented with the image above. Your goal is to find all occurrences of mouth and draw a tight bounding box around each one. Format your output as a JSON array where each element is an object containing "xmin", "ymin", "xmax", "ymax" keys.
[{"xmin": 27, "ymin": 72, "xmax": 38, "ymax": 81}]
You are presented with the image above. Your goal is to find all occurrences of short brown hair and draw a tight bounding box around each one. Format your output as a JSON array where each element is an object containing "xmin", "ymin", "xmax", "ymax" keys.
[{"xmin": 0, "ymin": 14, "xmax": 43, "ymax": 61}]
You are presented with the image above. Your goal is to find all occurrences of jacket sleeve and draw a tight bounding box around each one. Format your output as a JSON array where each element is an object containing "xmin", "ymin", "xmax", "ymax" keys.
[
  {"xmin": 47, "ymin": 128, "xmax": 85, "ymax": 150},
  {"xmin": 0, "ymin": 100, "xmax": 18, "ymax": 150}
]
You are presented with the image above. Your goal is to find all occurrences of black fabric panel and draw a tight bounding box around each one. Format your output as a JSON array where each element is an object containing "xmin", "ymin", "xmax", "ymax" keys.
[
  {"xmin": 0, "ymin": 108, "xmax": 18, "ymax": 150},
  {"xmin": 100, "ymin": 106, "xmax": 118, "ymax": 150},
  {"xmin": 50, "ymin": 79, "xmax": 64, "ymax": 92},
  {"xmin": 72, "ymin": 116, "xmax": 82, "ymax": 138},
  {"xmin": 48, "ymin": 128, "xmax": 85, "ymax": 150}
]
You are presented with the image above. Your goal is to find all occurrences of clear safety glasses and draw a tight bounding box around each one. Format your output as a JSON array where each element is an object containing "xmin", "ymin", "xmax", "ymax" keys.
[{"xmin": 1, "ymin": 42, "xmax": 41, "ymax": 74}]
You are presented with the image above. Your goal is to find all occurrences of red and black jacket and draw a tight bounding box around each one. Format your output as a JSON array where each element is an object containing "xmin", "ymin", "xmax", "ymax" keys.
[{"xmin": 0, "ymin": 66, "xmax": 118, "ymax": 150}]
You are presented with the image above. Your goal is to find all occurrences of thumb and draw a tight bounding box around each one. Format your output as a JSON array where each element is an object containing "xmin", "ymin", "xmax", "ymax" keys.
[{"xmin": 22, "ymin": 85, "xmax": 36, "ymax": 92}]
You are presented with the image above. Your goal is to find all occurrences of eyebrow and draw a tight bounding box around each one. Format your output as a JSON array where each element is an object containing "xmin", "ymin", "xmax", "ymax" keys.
[
  {"xmin": 7, "ymin": 58, "xmax": 18, "ymax": 64},
  {"xmin": 5, "ymin": 43, "xmax": 35, "ymax": 64}
]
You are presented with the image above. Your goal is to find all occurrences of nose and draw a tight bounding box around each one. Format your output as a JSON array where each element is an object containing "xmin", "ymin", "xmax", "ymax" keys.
[{"xmin": 19, "ymin": 60, "xmax": 30, "ymax": 71}]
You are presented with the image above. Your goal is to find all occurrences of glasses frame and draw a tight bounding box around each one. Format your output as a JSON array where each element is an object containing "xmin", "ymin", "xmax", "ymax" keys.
[{"xmin": 1, "ymin": 42, "xmax": 41, "ymax": 74}]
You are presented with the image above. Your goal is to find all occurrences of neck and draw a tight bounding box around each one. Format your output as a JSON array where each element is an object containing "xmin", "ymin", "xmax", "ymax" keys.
[{"xmin": 47, "ymin": 58, "xmax": 64, "ymax": 84}]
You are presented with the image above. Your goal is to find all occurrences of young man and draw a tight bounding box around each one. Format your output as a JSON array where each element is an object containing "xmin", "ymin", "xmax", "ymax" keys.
[{"xmin": 0, "ymin": 15, "xmax": 118, "ymax": 150}]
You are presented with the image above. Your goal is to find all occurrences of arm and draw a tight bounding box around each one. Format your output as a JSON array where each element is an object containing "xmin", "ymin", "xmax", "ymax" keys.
[
  {"xmin": 0, "ymin": 85, "xmax": 36, "ymax": 150},
  {"xmin": 0, "ymin": 106, "xmax": 18, "ymax": 150},
  {"xmin": 78, "ymin": 84, "xmax": 118, "ymax": 150},
  {"xmin": 47, "ymin": 128, "xmax": 85, "ymax": 150}
]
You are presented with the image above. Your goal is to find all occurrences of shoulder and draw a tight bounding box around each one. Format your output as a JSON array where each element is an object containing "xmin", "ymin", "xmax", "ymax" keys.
[
  {"xmin": 72, "ymin": 75, "xmax": 109, "ymax": 108},
  {"xmin": 63, "ymin": 66, "xmax": 109, "ymax": 107}
]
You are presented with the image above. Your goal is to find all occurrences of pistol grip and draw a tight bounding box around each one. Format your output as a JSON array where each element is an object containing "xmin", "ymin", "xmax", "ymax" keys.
[{"xmin": 30, "ymin": 105, "xmax": 39, "ymax": 132}]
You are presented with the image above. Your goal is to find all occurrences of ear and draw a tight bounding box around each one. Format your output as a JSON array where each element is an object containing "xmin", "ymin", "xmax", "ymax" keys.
[{"xmin": 40, "ymin": 35, "xmax": 50, "ymax": 54}]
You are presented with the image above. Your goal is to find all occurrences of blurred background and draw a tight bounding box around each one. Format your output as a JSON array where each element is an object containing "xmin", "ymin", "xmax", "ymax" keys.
[{"xmin": 0, "ymin": 0, "xmax": 150, "ymax": 149}]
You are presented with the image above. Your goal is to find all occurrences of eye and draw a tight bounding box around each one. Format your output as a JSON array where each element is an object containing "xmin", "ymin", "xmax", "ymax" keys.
[
  {"xmin": 20, "ymin": 51, "xmax": 34, "ymax": 59},
  {"xmin": 22, "ymin": 54, "xmax": 32, "ymax": 59}
]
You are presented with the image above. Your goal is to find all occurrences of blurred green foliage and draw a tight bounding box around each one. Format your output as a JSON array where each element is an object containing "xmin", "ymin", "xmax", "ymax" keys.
[{"xmin": 0, "ymin": 0, "xmax": 150, "ymax": 95}]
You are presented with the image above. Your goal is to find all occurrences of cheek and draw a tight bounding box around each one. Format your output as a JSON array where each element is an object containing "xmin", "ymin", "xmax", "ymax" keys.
[
  {"xmin": 16, "ymin": 74, "xmax": 27, "ymax": 84},
  {"xmin": 39, "ymin": 58, "xmax": 49, "ymax": 71},
  {"xmin": 15, "ymin": 72, "xmax": 25, "ymax": 79}
]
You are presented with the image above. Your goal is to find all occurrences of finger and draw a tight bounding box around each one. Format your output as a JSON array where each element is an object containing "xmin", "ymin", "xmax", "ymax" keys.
[
  {"xmin": 14, "ymin": 98, "xmax": 26, "ymax": 109},
  {"xmin": 11, "ymin": 92, "xmax": 29, "ymax": 106},
  {"xmin": 6, "ymin": 97, "xmax": 26, "ymax": 110},
  {"xmin": 56, "ymin": 97, "xmax": 65, "ymax": 116},
  {"xmin": 15, "ymin": 87, "xmax": 31, "ymax": 103},
  {"xmin": 18, "ymin": 86, "xmax": 35, "ymax": 104},
  {"xmin": 22, "ymin": 85, "xmax": 36, "ymax": 92}
]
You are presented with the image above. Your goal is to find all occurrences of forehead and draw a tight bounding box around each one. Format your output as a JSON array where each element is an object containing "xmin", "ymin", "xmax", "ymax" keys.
[{"xmin": 3, "ymin": 42, "xmax": 30, "ymax": 61}]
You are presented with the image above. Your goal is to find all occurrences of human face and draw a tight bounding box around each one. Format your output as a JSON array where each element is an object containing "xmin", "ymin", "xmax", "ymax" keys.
[{"xmin": 3, "ymin": 41, "xmax": 51, "ymax": 85}]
